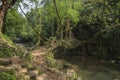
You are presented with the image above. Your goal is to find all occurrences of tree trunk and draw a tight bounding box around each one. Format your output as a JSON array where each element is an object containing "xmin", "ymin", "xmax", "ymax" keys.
[
  {"xmin": 0, "ymin": 9, "xmax": 6, "ymax": 32},
  {"xmin": 0, "ymin": 0, "xmax": 17, "ymax": 33}
]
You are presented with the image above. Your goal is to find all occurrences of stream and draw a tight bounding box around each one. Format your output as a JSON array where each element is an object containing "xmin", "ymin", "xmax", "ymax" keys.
[{"xmin": 63, "ymin": 56, "xmax": 120, "ymax": 80}]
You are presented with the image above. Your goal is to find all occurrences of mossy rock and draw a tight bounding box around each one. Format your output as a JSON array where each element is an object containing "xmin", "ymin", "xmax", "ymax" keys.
[
  {"xmin": 0, "ymin": 48, "xmax": 14, "ymax": 58},
  {"xmin": 0, "ymin": 46, "xmax": 24, "ymax": 58},
  {"xmin": 0, "ymin": 33, "xmax": 24, "ymax": 58}
]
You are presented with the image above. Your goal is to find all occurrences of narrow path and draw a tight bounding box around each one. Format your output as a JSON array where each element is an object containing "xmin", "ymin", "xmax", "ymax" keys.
[{"xmin": 31, "ymin": 47, "xmax": 62, "ymax": 80}]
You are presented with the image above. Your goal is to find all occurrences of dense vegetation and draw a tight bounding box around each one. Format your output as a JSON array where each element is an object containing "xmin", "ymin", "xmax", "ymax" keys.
[
  {"xmin": 3, "ymin": 0, "xmax": 119, "ymax": 60},
  {"xmin": 0, "ymin": 0, "xmax": 120, "ymax": 80}
]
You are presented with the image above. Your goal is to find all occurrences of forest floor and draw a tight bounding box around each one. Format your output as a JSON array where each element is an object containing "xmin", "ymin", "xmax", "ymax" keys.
[{"xmin": 31, "ymin": 47, "xmax": 63, "ymax": 80}]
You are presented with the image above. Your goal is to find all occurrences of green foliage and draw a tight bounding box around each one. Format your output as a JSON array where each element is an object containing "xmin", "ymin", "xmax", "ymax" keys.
[
  {"xmin": 22, "ymin": 62, "xmax": 36, "ymax": 70},
  {"xmin": 2, "ymin": 0, "xmax": 120, "ymax": 60},
  {"xmin": 0, "ymin": 33, "xmax": 14, "ymax": 57},
  {"xmin": 46, "ymin": 52, "xmax": 57, "ymax": 68},
  {"xmin": 4, "ymin": 9, "xmax": 24, "ymax": 38},
  {"xmin": 4, "ymin": 8, "xmax": 34, "ymax": 41},
  {"xmin": 0, "ymin": 48, "xmax": 14, "ymax": 58},
  {"xmin": 0, "ymin": 43, "xmax": 24, "ymax": 58},
  {"xmin": 0, "ymin": 33, "xmax": 14, "ymax": 45},
  {"xmin": 0, "ymin": 71, "xmax": 16, "ymax": 80},
  {"xmin": 0, "ymin": 33, "xmax": 24, "ymax": 58},
  {"xmin": 46, "ymin": 52, "xmax": 62, "ymax": 68},
  {"xmin": 22, "ymin": 53, "xmax": 33, "ymax": 62},
  {"xmin": 67, "ymin": 9, "xmax": 79, "ymax": 23}
]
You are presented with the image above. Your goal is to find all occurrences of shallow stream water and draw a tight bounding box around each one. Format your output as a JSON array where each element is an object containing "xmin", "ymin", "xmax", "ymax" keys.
[{"xmin": 62, "ymin": 56, "xmax": 120, "ymax": 80}]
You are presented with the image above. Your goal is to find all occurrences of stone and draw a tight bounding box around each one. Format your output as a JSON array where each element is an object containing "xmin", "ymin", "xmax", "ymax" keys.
[
  {"xmin": 19, "ymin": 68, "xmax": 28, "ymax": 74},
  {"xmin": 11, "ymin": 56, "xmax": 21, "ymax": 64},
  {"xmin": 66, "ymin": 69, "xmax": 75, "ymax": 77},
  {"xmin": 6, "ymin": 66, "xmax": 14, "ymax": 70},
  {"xmin": 10, "ymin": 64, "xmax": 22, "ymax": 71},
  {"xmin": 28, "ymin": 70, "xmax": 39, "ymax": 78},
  {"xmin": 36, "ymin": 74, "xmax": 47, "ymax": 80},
  {"xmin": 15, "ymin": 73, "xmax": 25, "ymax": 80},
  {"xmin": 0, "ymin": 58, "xmax": 12, "ymax": 65},
  {"xmin": 0, "ymin": 65, "xmax": 4, "ymax": 68},
  {"xmin": 77, "ymin": 77, "xmax": 82, "ymax": 80},
  {"xmin": 0, "ymin": 66, "xmax": 15, "ymax": 74},
  {"xmin": 66, "ymin": 68, "xmax": 78, "ymax": 80},
  {"xmin": 24, "ymin": 75, "xmax": 30, "ymax": 80}
]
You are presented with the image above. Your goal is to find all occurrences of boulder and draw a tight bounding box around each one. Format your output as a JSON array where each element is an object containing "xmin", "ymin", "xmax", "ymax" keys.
[{"xmin": 28, "ymin": 70, "xmax": 39, "ymax": 78}]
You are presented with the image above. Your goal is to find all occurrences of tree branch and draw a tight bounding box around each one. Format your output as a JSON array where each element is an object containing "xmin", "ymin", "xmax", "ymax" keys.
[
  {"xmin": 18, "ymin": 3, "xmax": 48, "ymax": 41},
  {"xmin": 53, "ymin": 0, "xmax": 61, "ymax": 24}
]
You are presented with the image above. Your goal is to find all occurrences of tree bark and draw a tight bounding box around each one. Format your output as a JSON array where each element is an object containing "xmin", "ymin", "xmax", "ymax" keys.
[
  {"xmin": 0, "ymin": 7, "xmax": 6, "ymax": 32},
  {"xmin": 0, "ymin": 0, "xmax": 17, "ymax": 32}
]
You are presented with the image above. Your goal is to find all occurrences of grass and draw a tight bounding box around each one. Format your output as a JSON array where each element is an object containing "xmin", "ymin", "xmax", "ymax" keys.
[
  {"xmin": 0, "ymin": 71, "xmax": 16, "ymax": 80},
  {"xmin": 0, "ymin": 33, "xmax": 26, "ymax": 58},
  {"xmin": 0, "ymin": 33, "xmax": 14, "ymax": 46}
]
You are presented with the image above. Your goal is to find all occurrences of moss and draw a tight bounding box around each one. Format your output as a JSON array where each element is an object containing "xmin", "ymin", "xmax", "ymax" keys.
[
  {"xmin": 0, "ymin": 33, "xmax": 24, "ymax": 58},
  {"xmin": 0, "ymin": 33, "xmax": 14, "ymax": 46},
  {"xmin": 46, "ymin": 52, "xmax": 56, "ymax": 68},
  {"xmin": 46, "ymin": 52, "xmax": 63, "ymax": 69},
  {"xmin": 0, "ymin": 71, "xmax": 16, "ymax": 80},
  {"xmin": 22, "ymin": 62, "xmax": 35, "ymax": 70},
  {"xmin": 0, "ymin": 48, "xmax": 14, "ymax": 58},
  {"xmin": 23, "ymin": 53, "xmax": 33, "ymax": 62},
  {"xmin": 0, "ymin": 33, "xmax": 15, "ymax": 58}
]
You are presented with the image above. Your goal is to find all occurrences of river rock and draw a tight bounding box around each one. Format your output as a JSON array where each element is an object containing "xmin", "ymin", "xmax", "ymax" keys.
[
  {"xmin": 11, "ymin": 56, "xmax": 21, "ymax": 64},
  {"xmin": 6, "ymin": 66, "xmax": 15, "ymax": 70},
  {"xmin": 0, "ymin": 66, "xmax": 15, "ymax": 74},
  {"xmin": 0, "ymin": 65, "xmax": 5, "ymax": 68},
  {"xmin": 66, "ymin": 68, "xmax": 78, "ymax": 80},
  {"xmin": 19, "ymin": 68, "xmax": 28, "ymax": 74},
  {"xmin": 9, "ymin": 64, "xmax": 22, "ymax": 71},
  {"xmin": 15, "ymin": 73, "xmax": 26, "ymax": 80},
  {"xmin": 28, "ymin": 70, "xmax": 39, "ymax": 78},
  {"xmin": 24, "ymin": 75, "xmax": 30, "ymax": 80},
  {"xmin": 36, "ymin": 74, "xmax": 48, "ymax": 80}
]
